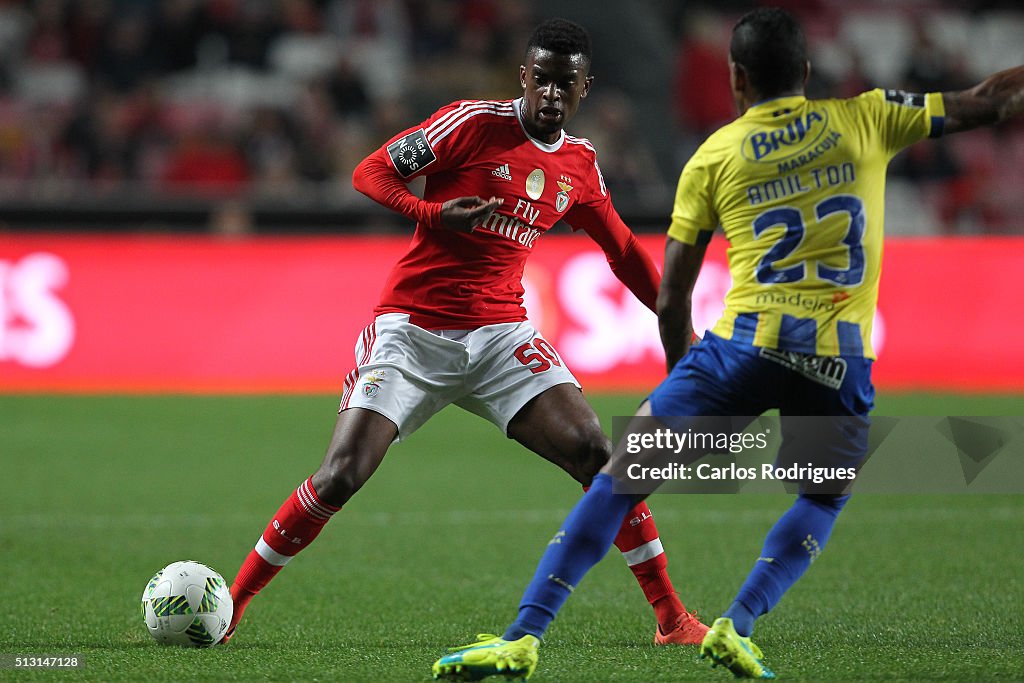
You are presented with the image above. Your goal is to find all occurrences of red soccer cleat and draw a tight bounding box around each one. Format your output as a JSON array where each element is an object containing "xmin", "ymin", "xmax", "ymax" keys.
[{"xmin": 654, "ymin": 610, "xmax": 710, "ymax": 646}]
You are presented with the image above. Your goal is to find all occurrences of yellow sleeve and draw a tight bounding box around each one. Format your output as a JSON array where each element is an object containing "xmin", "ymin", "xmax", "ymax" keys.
[
  {"xmin": 666, "ymin": 156, "xmax": 717, "ymax": 246},
  {"xmin": 861, "ymin": 89, "xmax": 946, "ymax": 157}
]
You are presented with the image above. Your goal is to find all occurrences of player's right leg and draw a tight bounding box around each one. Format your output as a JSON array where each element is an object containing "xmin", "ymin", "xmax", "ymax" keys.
[
  {"xmin": 507, "ymin": 390, "xmax": 707, "ymax": 644},
  {"xmin": 224, "ymin": 407, "xmax": 396, "ymax": 642},
  {"xmin": 226, "ymin": 313, "xmax": 463, "ymax": 643}
]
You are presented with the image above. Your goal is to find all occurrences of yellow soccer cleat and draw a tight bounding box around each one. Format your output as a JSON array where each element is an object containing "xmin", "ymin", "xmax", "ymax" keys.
[
  {"xmin": 699, "ymin": 617, "xmax": 775, "ymax": 679},
  {"xmin": 432, "ymin": 633, "xmax": 540, "ymax": 681}
]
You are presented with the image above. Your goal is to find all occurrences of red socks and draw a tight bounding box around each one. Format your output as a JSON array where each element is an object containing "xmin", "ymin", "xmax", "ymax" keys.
[
  {"xmin": 228, "ymin": 478, "xmax": 340, "ymax": 632},
  {"xmin": 613, "ymin": 500, "xmax": 687, "ymax": 630},
  {"xmin": 580, "ymin": 483, "xmax": 687, "ymax": 630},
  {"xmin": 229, "ymin": 479, "xmax": 685, "ymax": 636}
]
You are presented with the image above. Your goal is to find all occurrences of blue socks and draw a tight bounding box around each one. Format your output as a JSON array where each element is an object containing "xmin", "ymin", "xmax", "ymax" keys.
[
  {"xmin": 501, "ymin": 486, "xmax": 848, "ymax": 641},
  {"xmin": 725, "ymin": 493, "xmax": 849, "ymax": 636},
  {"xmin": 503, "ymin": 474, "xmax": 635, "ymax": 641}
]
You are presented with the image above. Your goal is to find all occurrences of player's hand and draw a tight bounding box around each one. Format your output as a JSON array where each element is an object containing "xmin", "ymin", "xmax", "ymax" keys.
[{"xmin": 439, "ymin": 196, "xmax": 503, "ymax": 233}]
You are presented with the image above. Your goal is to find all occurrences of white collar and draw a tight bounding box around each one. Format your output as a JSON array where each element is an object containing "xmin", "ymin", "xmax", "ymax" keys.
[{"xmin": 514, "ymin": 97, "xmax": 565, "ymax": 152}]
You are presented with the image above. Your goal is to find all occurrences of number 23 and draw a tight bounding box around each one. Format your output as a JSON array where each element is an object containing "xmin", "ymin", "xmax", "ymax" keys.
[{"xmin": 753, "ymin": 194, "xmax": 865, "ymax": 286}]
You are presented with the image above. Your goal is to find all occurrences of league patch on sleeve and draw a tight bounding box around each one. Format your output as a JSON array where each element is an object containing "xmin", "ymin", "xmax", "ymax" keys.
[
  {"xmin": 884, "ymin": 90, "xmax": 926, "ymax": 108},
  {"xmin": 386, "ymin": 129, "xmax": 437, "ymax": 177}
]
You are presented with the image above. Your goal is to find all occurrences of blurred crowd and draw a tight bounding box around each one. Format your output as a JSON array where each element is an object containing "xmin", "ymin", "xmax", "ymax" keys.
[
  {"xmin": 0, "ymin": 0, "xmax": 1021, "ymax": 234},
  {"xmin": 667, "ymin": 1, "xmax": 1024, "ymax": 235},
  {"xmin": 0, "ymin": 0, "xmax": 532, "ymax": 201}
]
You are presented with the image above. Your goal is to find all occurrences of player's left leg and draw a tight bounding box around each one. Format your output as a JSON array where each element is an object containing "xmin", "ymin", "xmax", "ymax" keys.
[
  {"xmin": 432, "ymin": 468, "xmax": 636, "ymax": 680},
  {"xmin": 453, "ymin": 321, "xmax": 703, "ymax": 643},
  {"xmin": 505, "ymin": 385, "xmax": 706, "ymax": 644},
  {"xmin": 721, "ymin": 492, "xmax": 850, "ymax": 636},
  {"xmin": 704, "ymin": 353, "xmax": 874, "ymax": 678},
  {"xmin": 484, "ymin": 386, "xmax": 727, "ymax": 653},
  {"xmin": 702, "ymin": 489, "xmax": 847, "ymax": 680}
]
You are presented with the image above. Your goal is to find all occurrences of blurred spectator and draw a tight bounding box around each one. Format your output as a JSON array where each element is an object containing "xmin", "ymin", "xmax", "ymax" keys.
[
  {"xmin": 575, "ymin": 91, "xmax": 667, "ymax": 206},
  {"xmin": 672, "ymin": 11, "xmax": 735, "ymax": 136},
  {"xmin": 25, "ymin": 0, "xmax": 68, "ymax": 63},
  {"xmin": 61, "ymin": 90, "xmax": 141, "ymax": 183},
  {"xmin": 325, "ymin": 0, "xmax": 411, "ymax": 101},
  {"xmin": 244, "ymin": 106, "xmax": 299, "ymax": 191},
  {"xmin": 153, "ymin": 0, "xmax": 207, "ymax": 73},
  {"xmin": 222, "ymin": 0, "xmax": 282, "ymax": 70},
  {"xmin": 65, "ymin": 1, "xmax": 111, "ymax": 72},
  {"xmin": 163, "ymin": 117, "xmax": 249, "ymax": 194},
  {"xmin": 407, "ymin": 0, "xmax": 460, "ymax": 61},
  {"xmin": 902, "ymin": 18, "xmax": 965, "ymax": 94},
  {"xmin": 325, "ymin": 57, "xmax": 372, "ymax": 118},
  {"xmin": 0, "ymin": 3, "xmax": 30, "ymax": 91},
  {"xmin": 295, "ymin": 80, "xmax": 344, "ymax": 182},
  {"xmin": 210, "ymin": 199, "xmax": 254, "ymax": 238},
  {"xmin": 833, "ymin": 49, "xmax": 873, "ymax": 99},
  {"xmin": 96, "ymin": 12, "xmax": 157, "ymax": 92}
]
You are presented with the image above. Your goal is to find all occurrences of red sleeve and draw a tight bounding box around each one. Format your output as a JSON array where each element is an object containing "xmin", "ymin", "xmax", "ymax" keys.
[
  {"xmin": 351, "ymin": 100, "xmax": 483, "ymax": 228},
  {"xmin": 352, "ymin": 150, "xmax": 443, "ymax": 227},
  {"xmin": 568, "ymin": 200, "xmax": 660, "ymax": 312}
]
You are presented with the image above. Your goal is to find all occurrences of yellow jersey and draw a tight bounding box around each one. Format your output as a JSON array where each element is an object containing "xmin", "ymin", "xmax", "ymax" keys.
[{"xmin": 669, "ymin": 89, "xmax": 945, "ymax": 358}]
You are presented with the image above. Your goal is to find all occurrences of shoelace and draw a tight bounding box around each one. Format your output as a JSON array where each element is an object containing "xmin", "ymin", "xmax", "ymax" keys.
[
  {"xmin": 661, "ymin": 610, "xmax": 704, "ymax": 635},
  {"xmin": 681, "ymin": 609, "xmax": 703, "ymax": 624}
]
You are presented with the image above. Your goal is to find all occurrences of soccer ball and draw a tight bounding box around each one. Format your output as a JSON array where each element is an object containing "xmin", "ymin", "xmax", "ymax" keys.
[{"xmin": 141, "ymin": 560, "xmax": 233, "ymax": 647}]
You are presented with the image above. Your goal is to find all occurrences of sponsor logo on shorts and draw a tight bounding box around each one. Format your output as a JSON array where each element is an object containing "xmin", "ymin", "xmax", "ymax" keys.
[{"xmin": 759, "ymin": 347, "xmax": 847, "ymax": 390}]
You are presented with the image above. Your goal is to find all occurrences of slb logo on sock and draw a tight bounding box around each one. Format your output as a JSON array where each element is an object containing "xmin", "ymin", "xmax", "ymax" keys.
[{"xmin": 273, "ymin": 519, "xmax": 303, "ymax": 545}]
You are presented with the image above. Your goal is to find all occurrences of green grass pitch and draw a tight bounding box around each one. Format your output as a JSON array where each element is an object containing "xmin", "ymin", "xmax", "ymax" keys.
[{"xmin": 1, "ymin": 393, "xmax": 1022, "ymax": 681}]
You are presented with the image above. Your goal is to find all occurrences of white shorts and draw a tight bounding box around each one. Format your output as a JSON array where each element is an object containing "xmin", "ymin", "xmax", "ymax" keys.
[{"xmin": 340, "ymin": 313, "xmax": 581, "ymax": 440}]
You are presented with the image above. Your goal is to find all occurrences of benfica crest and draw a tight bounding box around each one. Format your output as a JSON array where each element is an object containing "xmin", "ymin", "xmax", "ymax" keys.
[
  {"xmin": 556, "ymin": 191, "xmax": 569, "ymax": 212},
  {"xmin": 555, "ymin": 178, "xmax": 573, "ymax": 213}
]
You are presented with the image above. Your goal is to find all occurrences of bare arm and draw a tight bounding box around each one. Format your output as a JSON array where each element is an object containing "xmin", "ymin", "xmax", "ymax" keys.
[
  {"xmin": 942, "ymin": 65, "xmax": 1024, "ymax": 135},
  {"xmin": 658, "ymin": 236, "xmax": 709, "ymax": 372}
]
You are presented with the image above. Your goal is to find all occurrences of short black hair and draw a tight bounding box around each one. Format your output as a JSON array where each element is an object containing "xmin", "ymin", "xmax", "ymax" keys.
[
  {"xmin": 730, "ymin": 8, "xmax": 808, "ymax": 98},
  {"xmin": 526, "ymin": 18, "xmax": 592, "ymax": 64}
]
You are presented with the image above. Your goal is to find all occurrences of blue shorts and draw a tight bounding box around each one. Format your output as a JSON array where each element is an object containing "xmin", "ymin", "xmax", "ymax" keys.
[{"xmin": 648, "ymin": 332, "xmax": 875, "ymax": 478}]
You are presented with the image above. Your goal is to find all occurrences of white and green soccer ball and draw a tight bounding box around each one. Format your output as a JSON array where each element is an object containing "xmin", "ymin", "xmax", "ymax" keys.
[{"xmin": 141, "ymin": 560, "xmax": 233, "ymax": 647}]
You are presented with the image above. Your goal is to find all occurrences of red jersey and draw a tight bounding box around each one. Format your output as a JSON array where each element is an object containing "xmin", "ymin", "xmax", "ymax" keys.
[{"xmin": 352, "ymin": 98, "xmax": 660, "ymax": 329}]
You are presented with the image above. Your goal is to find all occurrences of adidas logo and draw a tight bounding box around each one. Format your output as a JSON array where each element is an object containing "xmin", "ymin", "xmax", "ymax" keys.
[{"xmin": 491, "ymin": 163, "xmax": 512, "ymax": 181}]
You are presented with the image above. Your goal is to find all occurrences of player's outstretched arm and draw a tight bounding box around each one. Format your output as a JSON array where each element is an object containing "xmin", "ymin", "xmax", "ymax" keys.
[
  {"xmin": 577, "ymin": 204, "xmax": 661, "ymax": 312},
  {"xmin": 658, "ymin": 236, "xmax": 708, "ymax": 373},
  {"xmin": 943, "ymin": 65, "xmax": 1024, "ymax": 134}
]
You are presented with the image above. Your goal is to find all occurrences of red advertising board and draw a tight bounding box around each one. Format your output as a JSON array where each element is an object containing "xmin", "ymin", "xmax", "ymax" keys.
[{"xmin": 1, "ymin": 234, "xmax": 1021, "ymax": 392}]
